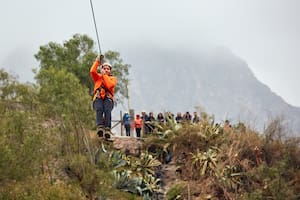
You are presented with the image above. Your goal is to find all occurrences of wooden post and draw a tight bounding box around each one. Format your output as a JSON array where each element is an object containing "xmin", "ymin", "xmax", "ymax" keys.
[
  {"xmin": 129, "ymin": 109, "xmax": 134, "ymax": 137},
  {"xmin": 120, "ymin": 110, "xmax": 123, "ymax": 136}
]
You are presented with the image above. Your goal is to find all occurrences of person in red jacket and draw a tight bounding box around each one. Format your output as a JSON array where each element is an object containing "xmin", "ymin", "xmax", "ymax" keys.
[
  {"xmin": 134, "ymin": 114, "xmax": 143, "ymax": 138},
  {"xmin": 90, "ymin": 54, "xmax": 117, "ymax": 139}
]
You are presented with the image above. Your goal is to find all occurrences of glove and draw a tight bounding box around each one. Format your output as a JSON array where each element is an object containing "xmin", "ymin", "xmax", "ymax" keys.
[{"xmin": 96, "ymin": 54, "xmax": 104, "ymax": 62}]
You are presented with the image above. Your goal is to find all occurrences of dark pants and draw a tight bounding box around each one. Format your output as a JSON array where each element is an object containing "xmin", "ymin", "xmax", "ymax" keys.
[
  {"xmin": 93, "ymin": 97, "xmax": 114, "ymax": 128},
  {"xmin": 136, "ymin": 128, "xmax": 141, "ymax": 137},
  {"xmin": 124, "ymin": 124, "xmax": 131, "ymax": 136}
]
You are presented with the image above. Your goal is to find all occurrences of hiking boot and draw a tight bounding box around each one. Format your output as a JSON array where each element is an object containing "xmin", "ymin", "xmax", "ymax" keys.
[
  {"xmin": 104, "ymin": 127, "xmax": 112, "ymax": 139},
  {"xmin": 97, "ymin": 125, "xmax": 104, "ymax": 137}
]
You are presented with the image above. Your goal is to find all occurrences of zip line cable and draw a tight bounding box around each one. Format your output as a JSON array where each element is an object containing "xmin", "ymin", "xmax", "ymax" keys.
[{"xmin": 89, "ymin": 0, "xmax": 102, "ymax": 54}]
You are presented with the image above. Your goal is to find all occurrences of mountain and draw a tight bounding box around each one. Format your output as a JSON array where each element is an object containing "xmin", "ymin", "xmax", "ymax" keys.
[{"xmin": 118, "ymin": 43, "xmax": 300, "ymax": 135}]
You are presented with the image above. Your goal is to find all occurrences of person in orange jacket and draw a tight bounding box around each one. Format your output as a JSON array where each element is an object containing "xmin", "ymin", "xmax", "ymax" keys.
[
  {"xmin": 90, "ymin": 54, "xmax": 117, "ymax": 139},
  {"xmin": 134, "ymin": 114, "xmax": 143, "ymax": 138}
]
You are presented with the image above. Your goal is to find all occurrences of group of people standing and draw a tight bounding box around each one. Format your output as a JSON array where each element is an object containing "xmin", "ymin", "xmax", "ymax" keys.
[{"xmin": 122, "ymin": 111, "xmax": 201, "ymax": 137}]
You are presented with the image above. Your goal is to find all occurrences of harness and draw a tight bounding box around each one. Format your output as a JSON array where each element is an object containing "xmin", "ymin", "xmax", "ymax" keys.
[{"xmin": 93, "ymin": 85, "xmax": 113, "ymax": 101}]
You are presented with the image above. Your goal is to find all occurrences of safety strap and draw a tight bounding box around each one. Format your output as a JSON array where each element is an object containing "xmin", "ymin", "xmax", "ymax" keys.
[{"xmin": 93, "ymin": 86, "xmax": 113, "ymax": 101}]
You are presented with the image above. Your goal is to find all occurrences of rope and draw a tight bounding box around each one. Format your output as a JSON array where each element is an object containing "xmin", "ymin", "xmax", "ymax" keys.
[{"xmin": 89, "ymin": 0, "xmax": 102, "ymax": 54}]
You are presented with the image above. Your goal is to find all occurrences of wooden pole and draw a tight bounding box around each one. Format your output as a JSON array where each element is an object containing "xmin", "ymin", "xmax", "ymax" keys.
[
  {"xmin": 120, "ymin": 110, "xmax": 123, "ymax": 136},
  {"xmin": 129, "ymin": 109, "xmax": 134, "ymax": 137}
]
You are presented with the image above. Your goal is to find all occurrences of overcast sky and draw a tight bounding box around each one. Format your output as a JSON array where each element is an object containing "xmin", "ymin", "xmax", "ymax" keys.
[{"xmin": 1, "ymin": 0, "xmax": 299, "ymax": 107}]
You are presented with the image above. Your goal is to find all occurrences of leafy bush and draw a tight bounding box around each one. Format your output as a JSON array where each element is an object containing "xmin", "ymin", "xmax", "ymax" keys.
[
  {"xmin": 166, "ymin": 182, "xmax": 186, "ymax": 200},
  {"xmin": 0, "ymin": 176, "xmax": 86, "ymax": 200}
]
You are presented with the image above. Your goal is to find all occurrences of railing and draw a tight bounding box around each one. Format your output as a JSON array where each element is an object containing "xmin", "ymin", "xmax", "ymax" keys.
[
  {"xmin": 111, "ymin": 110, "xmax": 144, "ymax": 137},
  {"xmin": 111, "ymin": 111, "xmax": 124, "ymax": 136}
]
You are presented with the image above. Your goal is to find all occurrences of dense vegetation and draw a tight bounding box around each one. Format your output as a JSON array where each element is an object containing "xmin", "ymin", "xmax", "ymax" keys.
[
  {"xmin": 0, "ymin": 34, "xmax": 300, "ymax": 199},
  {"xmin": 34, "ymin": 34, "xmax": 130, "ymax": 105}
]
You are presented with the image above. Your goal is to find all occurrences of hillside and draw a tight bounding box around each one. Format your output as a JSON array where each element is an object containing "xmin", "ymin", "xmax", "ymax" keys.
[
  {"xmin": 1, "ymin": 34, "xmax": 299, "ymax": 199},
  {"xmin": 1, "ymin": 67, "xmax": 300, "ymax": 200},
  {"xmin": 121, "ymin": 44, "xmax": 300, "ymax": 135}
]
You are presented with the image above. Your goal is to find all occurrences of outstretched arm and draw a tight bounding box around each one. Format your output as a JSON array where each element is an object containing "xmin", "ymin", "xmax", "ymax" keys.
[{"xmin": 90, "ymin": 54, "xmax": 104, "ymax": 82}]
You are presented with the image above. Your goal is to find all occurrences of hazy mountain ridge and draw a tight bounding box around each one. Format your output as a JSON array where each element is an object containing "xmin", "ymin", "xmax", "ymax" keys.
[{"xmin": 121, "ymin": 44, "xmax": 300, "ymax": 134}]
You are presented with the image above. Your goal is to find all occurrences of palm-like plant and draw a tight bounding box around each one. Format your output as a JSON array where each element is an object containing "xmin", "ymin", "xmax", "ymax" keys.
[
  {"xmin": 131, "ymin": 151, "xmax": 161, "ymax": 178},
  {"xmin": 113, "ymin": 151, "xmax": 162, "ymax": 198},
  {"xmin": 191, "ymin": 148, "xmax": 218, "ymax": 176},
  {"xmin": 109, "ymin": 150, "xmax": 127, "ymax": 168},
  {"xmin": 113, "ymin": 169, "xmax": 132, "ymax": 189},
  {"xmin": 138, "ymin": 173, "xmax": 162, "ymax": 198},
  {"xmin": 113, "ymin": 169, "xmax": 144, "ymax": 194},
  {"xmin": 151, "ymin": 118, "xmax": 181, "ymax": 139},
  {"xmin": 199, "ymin": 120, "xmax": 221, "ymax": 141}
]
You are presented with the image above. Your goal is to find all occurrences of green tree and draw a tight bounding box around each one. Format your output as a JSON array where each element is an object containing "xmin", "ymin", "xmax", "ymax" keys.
[
  {"xmin": 35, "ymin": 66, "xmax": 92, "ymax": 121},
  {"xmin": 35, "ymin": 67, "xmax": 94, "ymax": 154},
  {"xmin": 0, "ymin": 69, "xmax": 46, "ymax": 181},
  {"xmin": 0, "ymin": 68, "xmax": 18, "ymax": 100},
  {"xmin": 34, "ymin": 34, "xmax": 130, "ymax": 104}
]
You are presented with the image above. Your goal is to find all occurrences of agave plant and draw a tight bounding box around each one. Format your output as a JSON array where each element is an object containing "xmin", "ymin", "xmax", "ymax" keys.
[
  {"xmin": 113, "ymin": 169, "xmax": 143, "ymax": 194},
  {"xmin": 132, "ymin": 173, "xmax": 163, "ymax": 199},
  {"xmin": 165, "ymin": 114, "xmax": 181, "ymax": 132},
  {"xmin": 112, "ymin": 169, "xmax": 132, "ymax": 189},
  {"xmin": 109, "ymin": 150, "xmax": 127, "ymax": 169},
  {"xmin": 151, "ymin": 114, "xmax": 181, "ymax": 138},
  {"xmin": 113, "ymin": 156, "xmax": 162, "ymax": 198},
  {"xmin": 141, "ymin": 173, "xmax": 162, "ymax": 195},
  {"xmin": 191, "ymin": 148, "xmax": 218, "ymax": 176},
  {"xmin": 131, "ymin": 151, "xmax": 161, "ymax": 178},
  {"xmin": 200, "ymin": 121, "xmax": 221, "ymax": 140}
]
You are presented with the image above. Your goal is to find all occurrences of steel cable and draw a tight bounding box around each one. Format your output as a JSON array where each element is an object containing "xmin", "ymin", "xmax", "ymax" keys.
[{"xmin": 89, "ymin": 0, "xmax": 102, "ymax": 54}]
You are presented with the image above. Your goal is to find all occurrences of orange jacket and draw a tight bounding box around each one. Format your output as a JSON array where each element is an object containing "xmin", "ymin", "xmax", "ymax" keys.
[
  {"xmin": 90, "ymin": 60, "xmax": 117, "ymax": 101},
  {"xmin": 134, "ymin": 118, "xmax": 143, "ymax": 129}
]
